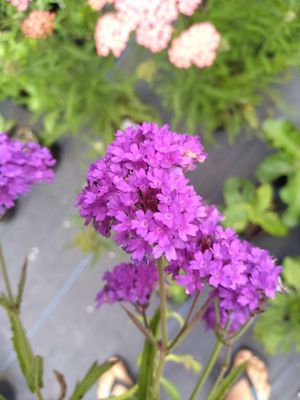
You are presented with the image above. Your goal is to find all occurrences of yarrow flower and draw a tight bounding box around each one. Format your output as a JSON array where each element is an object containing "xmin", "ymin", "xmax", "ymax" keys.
[
  {"xmin": 177, "ymin": 0, "xmax": 202, "ymax": 16},
  {"xmin": 93, "ymin": 0, "xmax": 203, "ymax": 56},
  {"xmin": 76, "ymin": 123, "xmax": 208, "ymax": 262},
  {"xmin": 21, "ymin": 10, "xmax": 55, "ymax": 39},
  {"xmin": 95, "ymin": 13, "xmax": 131, "ymax": 57},
  {"xmin": 7, "ymin": 0, "xmax": 31, "ymax": 12},
  {"xmin": 0, "ymin": 133, "xmax": 55, "ymax": 216},
  {"xmin": 168, "ymin": 22, "xmax": 221, "ymax": 68},
  {"xmin": 96, "ymin": 260, "xmax": 158, "ymax": 307}
]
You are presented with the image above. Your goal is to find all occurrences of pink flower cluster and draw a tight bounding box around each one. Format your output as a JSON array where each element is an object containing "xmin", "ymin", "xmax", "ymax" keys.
[
  {"xmin": 93, "ymin": 0, "xmax": 205, "ymax": 57},
  {"xmin": 21, "ymin": 10, "xmax": 55, "ymax": 39},
  {"xmin": 7, "ymin": 0, "xmax": 31, "ymax": 12},
  {"xmin": 168, "ymin": 22, "xmax": 221, "ymax": 68}
]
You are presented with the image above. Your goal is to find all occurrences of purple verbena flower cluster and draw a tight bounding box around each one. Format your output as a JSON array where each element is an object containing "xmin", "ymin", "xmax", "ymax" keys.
[
  {"xmin": 0, "ymin": 133, "xmax": 55, "ymax": 216},
  {"xmin": 76, "ymin": 122, "xmax": 210, "ymax": 262},
  {"xmin": 96, "ymin": 260, "xmax": 158, "ymax": 307},
  {"xmin": 169, "ymin": 226, "xmax": 281, "ymax": 331},
  {"xmin": 77, "ymin": 123, "xmax": 281, "ymax": 331}
]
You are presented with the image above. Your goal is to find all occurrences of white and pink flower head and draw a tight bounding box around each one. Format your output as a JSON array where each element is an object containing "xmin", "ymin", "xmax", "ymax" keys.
[
  {"xmin": 22, "ymin": 10, "xmax": 55, "ymax": 39},
  {"xmin": 7, "ymin": 0, "xmax": 31, "ymax": 12},
  {"xmin": 168, "ymin": 22, "xmax": 221, "ymax": 69}
]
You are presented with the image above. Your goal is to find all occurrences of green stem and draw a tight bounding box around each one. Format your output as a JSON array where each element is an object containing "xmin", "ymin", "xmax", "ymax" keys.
[
  {"xmin": 168, "ymin": 298, "xmax": 210, "ymax": 351},
  {"xmin": 206, "ymin": 345, "xmax": 232, "ymax": 400},
  {"xmin": 36, "ymin": 388, "xmax": 44, "ymax": 400},
  {"xmin": 0, "ymin": 244, "xmax": 14, "ymax": 303},
  {"xmin": 189, "ymin": 339, "xmax": 223, "ymax": 400},
  {"xmin": 152, "ymin": 257, "xmax": 168, "ymax": 399}
]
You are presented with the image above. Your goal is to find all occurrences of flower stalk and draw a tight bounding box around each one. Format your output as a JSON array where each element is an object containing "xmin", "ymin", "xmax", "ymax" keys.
[{"xmin": 152, "ymin": 257, "xmax": 168, "ymax": 399}]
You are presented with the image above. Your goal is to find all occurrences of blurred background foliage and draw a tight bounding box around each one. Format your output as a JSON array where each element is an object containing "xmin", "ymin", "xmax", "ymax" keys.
[{"xmin": 145, "ymin": 0, "xmax": 300, "ymax": 142}]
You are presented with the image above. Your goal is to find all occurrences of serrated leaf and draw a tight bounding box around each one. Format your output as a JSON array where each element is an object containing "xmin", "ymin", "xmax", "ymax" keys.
[
  {"xmin": 70, "ymin": 361, "xmax": 115, "ymax": 400},
  {"xmin": 137, "ymin": 308, "xmax": 160, "ymax": 400},
  {"xmin": 262, "ymin": 119, "xmax": 300, "ymax": 158},
  {"xmin": 223, "ymin": 178, "xmax": 254, "ymax": 205},
  {"xmin": 256, "ymin": 152, "xmax": 295, "ymax": 183},
  {"xmin": 166, "ymin": 354, "xmax": 201, "ymax": 374},
  {"xmin": 160, "ymin": 377, "xmax": 181, "ymax": 400},
  {"xmin": 9, "ymin": 312, "xmax": 34, "ymax": 388},
  {"xmin": 207, "ymin": 363, "xmax": 246, "ymax": 400},
  {"xmin": 255, "ymin": 184, "xmax": 273, "ymax": 211}
]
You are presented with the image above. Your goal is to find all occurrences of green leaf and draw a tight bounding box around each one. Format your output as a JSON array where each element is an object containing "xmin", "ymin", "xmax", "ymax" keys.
[
  {"xmin": 254, "ymin": 291, "xmax": 300, "ymax": 355},
  {"xmin": 167, "ymin": 311, "xmax": 185, "ymax": 328},
  {"xmin": 16, "ymin": 258, "xmax": 28, "ymax": 308},
  {"xmin": 280, "ymin": 171, "xmax": 300, "ymax": 227},
  {"xmin": 282, "ymin": 257, "xmax": 300, "ymax": 292},
  {"xmin": 137, "ymin": 307, "xmax": 160, "ymax": 400},
  {"xmin": 70, "ymin": 361, "xmax": 115, "ymax": 400},
  {"xmin": 9, "ymin": 312, "xmax": 35, "ymax": 389},
  {"xmin": 26, "ymin": 355, "xmax": 44, "ymax": 392},
  {"xmin": 257, "ymin": 152, "xmax": 295, "ymax": 183},
  {"xmin": 165, "ymin": 354, "xmax": 201, "ymax": 374},
  {"xmin": 262, "ymin": 119, "xmax": 300, "ymax": 158},
  {"xmin": 0, "ymin": 395, "xmax": 7, "ymax": 400},
  {"xmin": 251, "ymin": 211, "xmax": 287, "ymax": 237},
  {"xmin": 223, "ymin": 178, "xmax": 254, "ymax": 205},
  {"xmin": 111, "ymin": 384, "xmax": 138, "ymax": 399},
  {"xmin": 223, "ymin": 204, "xmax": 249, "ymax": 232},
  {"xmin": 255, "ymin": 184, "xmax": 273, "ymax": 211},
  {"xmin": 160, "ymin": 377, "xmax": 181, "ymax": 400},
  {"xmin": 207, "ymin": 363, "xmax": 246, "ymax": 400}
]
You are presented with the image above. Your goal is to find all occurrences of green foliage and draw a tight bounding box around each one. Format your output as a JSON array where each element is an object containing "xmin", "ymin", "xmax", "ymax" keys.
[
  {"xmin": 160, "ymin": 377, "xmax": 181, "ymax": 400},
  {"xmin": 222, "ymin": 177, "xmax": 287, "ymax": 236},
  {"xmin": 166, "ymin": 277, "xmax": 189, "ymax": 304},
  {"xmin": 166, "ymin": 353, "xmax": 201, "ymax": 374},
  {"xmin": 137, "ymin": 308, "xmax": 160, "ymax": 400},
  {"xmin": 254, "ymin": 257, "xmax": 300, "ymax": 354},
  {"xmin": 207, "ymin": 362, "xmax": 246, "ymax": 400},
  {"xmin": 9, "ymin": 312, "xmax": 44, "ymax": 393},
  {"xmin": 0, "ymin": 1, "xmax": 154, "ymax": 145},
  {"xmin": 150, "ymin": 0, "xmax": 300, "ymax": 142},
  {"xmin": 257, "ymin": 119, "xmax": 300, "ymax": 227},
  {"xmin": 70, "ymin": 360, "xmax": 115, "ymax": 400}
]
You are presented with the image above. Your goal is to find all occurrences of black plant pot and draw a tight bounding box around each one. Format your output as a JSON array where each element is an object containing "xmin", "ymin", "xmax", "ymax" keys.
[{"xmin": 0, "ymin": 379, "xmax": 16, "ymax": 400}]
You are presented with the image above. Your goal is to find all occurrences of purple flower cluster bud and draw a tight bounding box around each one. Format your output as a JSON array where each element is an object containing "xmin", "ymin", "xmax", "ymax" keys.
[
  {"xmin": 96, "ymin": 260, "xmax": 158, "ymax": 307},
  {"xmin": 0, "ymin": 133, "xmax": 55, "ymax": 216}
]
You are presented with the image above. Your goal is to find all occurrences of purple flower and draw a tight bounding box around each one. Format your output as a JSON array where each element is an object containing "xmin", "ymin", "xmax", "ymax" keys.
[
  {"xmin": 96, "ymin": 260, "xmax": 158, "ymax": 307},
  {"xmin": 76, "ymin": 123, "xmax": 209, "ymax": 262},
  {"xmin": 0, "ymin": 133, "xmax": 55, "ymax": 216}
]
